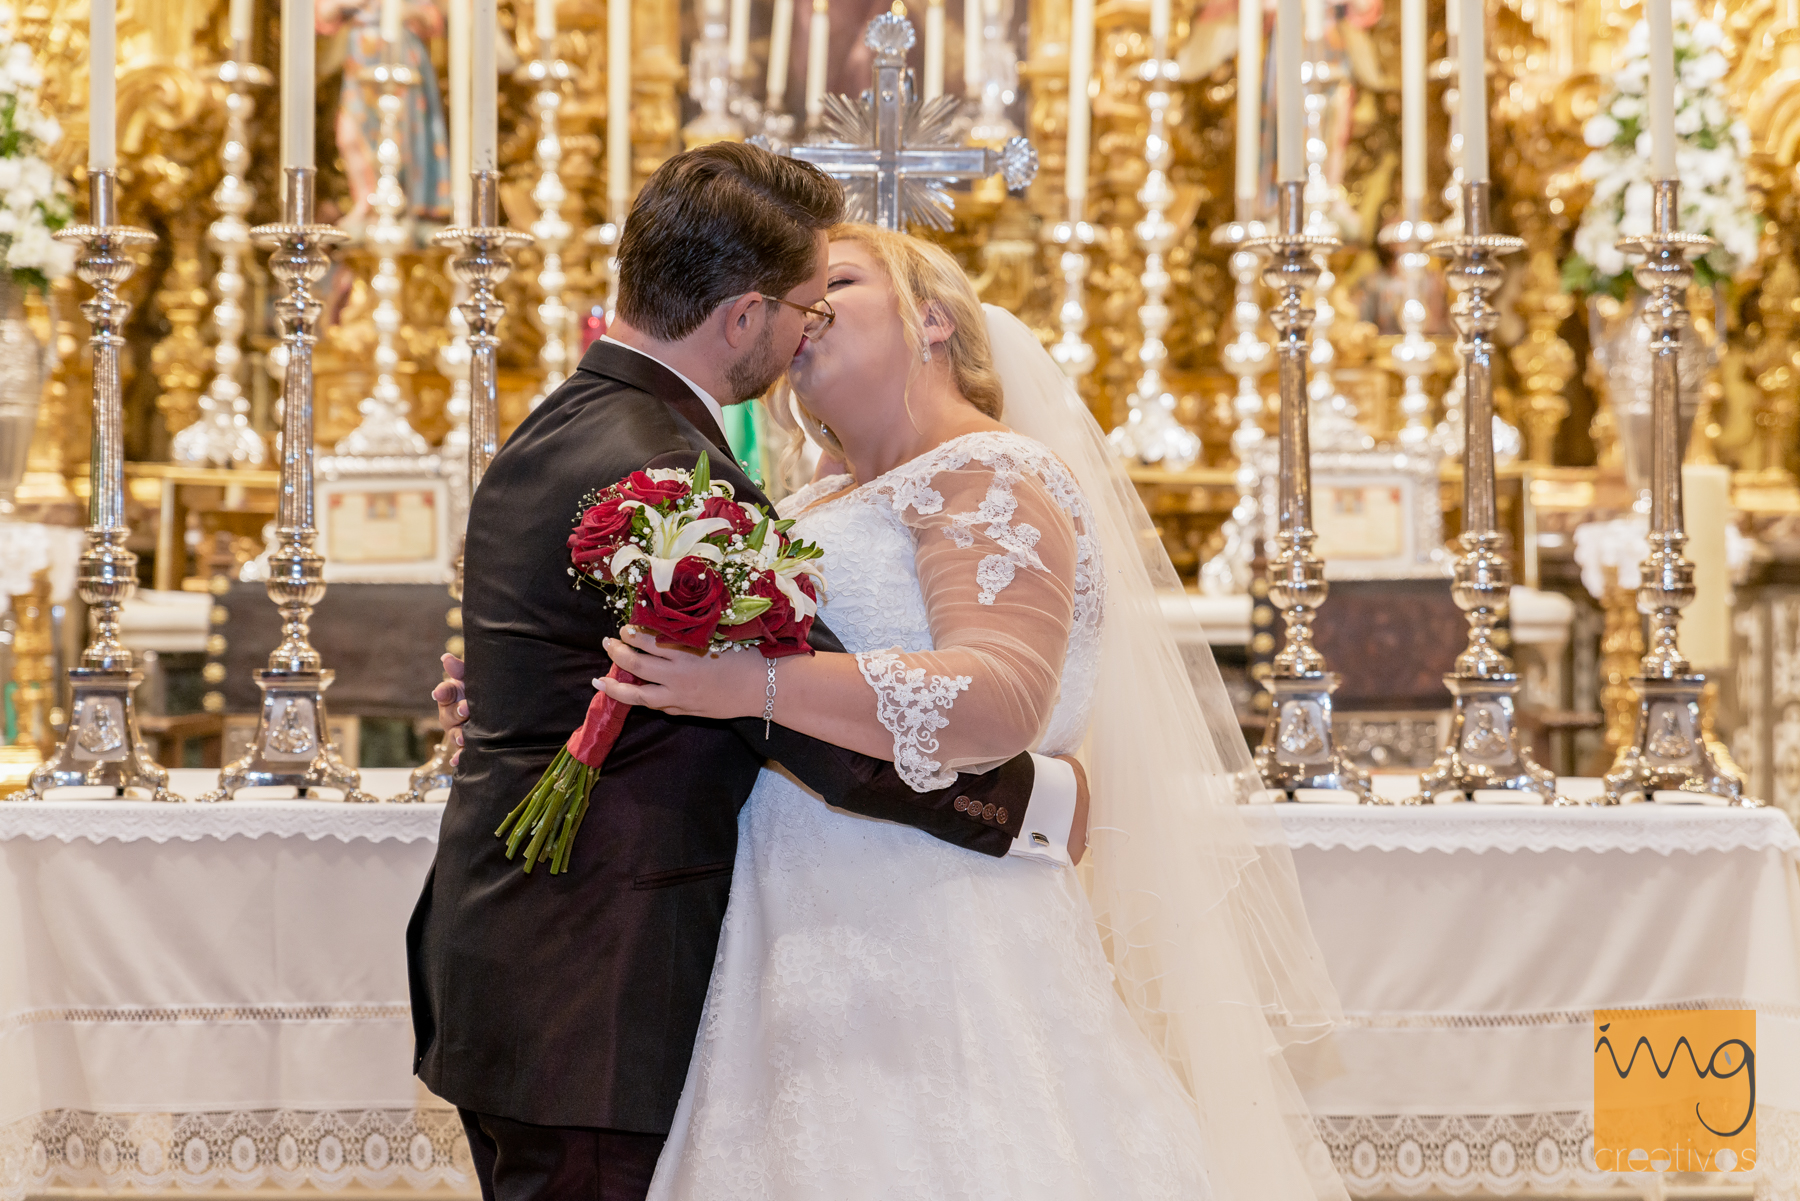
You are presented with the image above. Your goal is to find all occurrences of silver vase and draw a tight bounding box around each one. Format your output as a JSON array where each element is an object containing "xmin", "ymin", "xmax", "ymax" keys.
[
  {"xmin": 1590, "ymin": 289, "xmax": 1712, "ymax": 502},
  {"xmin": 0, "ymin": 278, "xmax": 44, "ymax": 515}
]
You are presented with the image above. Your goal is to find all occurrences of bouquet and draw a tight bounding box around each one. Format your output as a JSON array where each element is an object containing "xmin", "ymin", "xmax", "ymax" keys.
[
  {"xmin": 496, "ymin": 453, "xmax": 826, "ymax": 874},
  {"xmin": 1563, "ymin": 0, "xmax": 1759, "ymax": 297},
  {"xmin": 0, "ymin": 7, "xmax": 74, "ymax": 291}
]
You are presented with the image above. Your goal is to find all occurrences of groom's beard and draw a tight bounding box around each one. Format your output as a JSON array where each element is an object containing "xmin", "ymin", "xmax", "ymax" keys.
[{"xmin": 724, "ymin": 321, "xmax": 787, "ymax": 402}]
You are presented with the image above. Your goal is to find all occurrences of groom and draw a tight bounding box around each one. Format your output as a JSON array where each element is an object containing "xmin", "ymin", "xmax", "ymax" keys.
[{"xmin": 406, "ymin": 143, "xmax": 1085, "ymax": 1201}]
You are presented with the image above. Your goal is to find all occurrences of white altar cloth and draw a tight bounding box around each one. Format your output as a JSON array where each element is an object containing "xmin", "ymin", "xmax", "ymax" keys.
[
  {"xmin": 0, "ymin": 774, "xmax": 466, "ymax": 1198},
  {"xmin": 1282, "ymin": 801, "xmax": 1800, "ymax": 1199}
]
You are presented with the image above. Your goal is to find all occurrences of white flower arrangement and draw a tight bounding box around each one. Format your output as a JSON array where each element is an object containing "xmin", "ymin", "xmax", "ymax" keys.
[
  {"xmin": 1564, "ymin": 0, "xmax": 1759, "ymax": 297},
  {"xmin": 0, "ymin": 5, "xmax": 73, "ymax": 290}
]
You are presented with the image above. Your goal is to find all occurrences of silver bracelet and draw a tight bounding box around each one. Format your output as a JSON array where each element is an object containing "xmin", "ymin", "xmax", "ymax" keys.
[{"xmin": 763, "ymin": 657, "xmax": 778, "ymax": 739}]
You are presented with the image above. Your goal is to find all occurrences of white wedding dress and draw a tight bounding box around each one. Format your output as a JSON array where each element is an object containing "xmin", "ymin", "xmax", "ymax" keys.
[{"xmin": 646, "ymin": 430, "xmax": 1215, "ymax": 1200}]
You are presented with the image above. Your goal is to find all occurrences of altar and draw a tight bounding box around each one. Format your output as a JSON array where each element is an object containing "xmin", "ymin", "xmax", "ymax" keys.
[{"xmin": 4, "ymin": 775, "xmax": 1796, "ymax": 1200}]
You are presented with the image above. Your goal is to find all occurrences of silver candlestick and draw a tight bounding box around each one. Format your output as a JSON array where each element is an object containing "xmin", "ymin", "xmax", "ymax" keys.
[
  {"xmin": 175, "ymin": 57, "xmax": 272, "ymax": 468},
  {"xmin": 588, "ymin": 220, "xmax": 621, "ymax": 325},
  {"xmin": 205, "ymin": 169, "xmax": 371, "ymax": 803},
  {"xmin": 1301, "ymin": 56, "xmax": 1369, "ymax": 452},
  {"xmin": 1379, "ymin": 204, "xmax": 1438, "ymax": 451},
  {"xmin": 1108, "ymin": 52, "xmax": 1199, "ymax": 469},
  {"xmin": 1603, "ymin": 179, "xmax": 1755, "ymax": 805},
  {"xmin": 7, "ymin": 173, "xmax": 175, "ymax": 803},
  {"xmin": 394, "ymin": 172, "xmax": 529, "ymax": 803},
  {"xmin": 521, "ymin": 55, "xmax": 574, "ymax": 408},
  {"xmin": 1247, "ymin": 180, "xmax": 1371, "ymax": 801},
  {"xmin": 1418, "ymin": 182, "xmax": 1556, "ymax": 804},
  {"xmin": 1201, "ymin": 214, "xmax": 1270, "ymax": 596},
  {"xmin": 1048, "ymin": 216, "xmax": 1097, "ymax": 380},
  {"xmin": 335, "ymin": 60, "xmax": 431, "ymax": 458}
]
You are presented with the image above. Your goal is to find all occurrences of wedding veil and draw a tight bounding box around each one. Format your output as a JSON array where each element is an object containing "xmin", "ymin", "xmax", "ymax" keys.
[{"xmin": 983, "ymin": 305, "xmax": 1349, "ymax": 1201}]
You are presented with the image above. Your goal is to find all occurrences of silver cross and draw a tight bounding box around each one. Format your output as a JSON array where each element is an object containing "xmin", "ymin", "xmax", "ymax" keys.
[{"xmin": 786, "ymin": 12, "xmax": 1037, "ymax": 231}]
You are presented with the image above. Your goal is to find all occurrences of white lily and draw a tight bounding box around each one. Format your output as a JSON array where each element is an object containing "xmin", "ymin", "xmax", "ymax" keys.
[
  {"xmin": 770, "ymin": 555, "xmax": 827, "ymax": 619},
  {"xmin": 609, "ymin": 508, "xmax": 734, "ymax": 592}
]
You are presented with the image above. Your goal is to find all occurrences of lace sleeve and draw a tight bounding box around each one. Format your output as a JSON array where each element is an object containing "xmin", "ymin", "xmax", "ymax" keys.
[{"xmin": 856, "ymin": 448, "xmax": 1081, "ymax": 790}]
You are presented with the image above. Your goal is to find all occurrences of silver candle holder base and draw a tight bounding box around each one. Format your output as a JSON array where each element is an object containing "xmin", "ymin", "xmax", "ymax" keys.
[
  {"xmin": 1246, "ymin": 180, "xmax": 1371, "ymax": 803},
  {"xmin": 1417, "ymin": 676, "xmax": 1556, "ymax": 802},
  {"xmin": 212, "ymin": 671, "xmax": 370, "ymax": 802},
  {"xmin": 7, "ymin": 174, "xmax": 177, "ymax": 803},
  {"xmin": 1601, "ymin": 178, "xmax": 1756, "ymax": 807}
]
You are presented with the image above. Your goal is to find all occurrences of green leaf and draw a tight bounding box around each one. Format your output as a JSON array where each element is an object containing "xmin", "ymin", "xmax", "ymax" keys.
[
  {"xmin": 721, "ymin": 595, "xmax": 774, "ymax": 625},
  {"xmin": 692, "ymin": 451, "xmax": 712, "ymax": 495},
  {"xmin": 773, "ymin": 518, "xmax": 796, "ymax": 533},
  {"xmin": 748, "ymin": 516, "xmax": 770, "ymax": 552}
]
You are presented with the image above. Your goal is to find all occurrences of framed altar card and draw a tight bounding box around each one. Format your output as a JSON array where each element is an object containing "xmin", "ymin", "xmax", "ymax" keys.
[
  {"xmin": 317, "ymin": 474, "xmax": 454, "ymax": 584},
  {"xmin": 1262, "ymin": 450, "xmax": 1449, "ymax": 580}
]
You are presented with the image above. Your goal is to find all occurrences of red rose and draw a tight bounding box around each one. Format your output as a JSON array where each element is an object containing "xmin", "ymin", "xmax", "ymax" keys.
[
  {"xmin": 569, "ymin": 496, "xmax": 636, "ymax": 573},
  {"xmin": 618, "ymin": 471, "xmax": 692, "ymax": 507},
  {"xmin": 701, "ymin": 495, "xmax": 756, "ymax": 537},
  {"xmin": 630, "ymin": 556, "xmax": 728, "ymax": 648},
  {"xmin": 718, "ymin": 570, "xmax": 817, "ymax": 657}
]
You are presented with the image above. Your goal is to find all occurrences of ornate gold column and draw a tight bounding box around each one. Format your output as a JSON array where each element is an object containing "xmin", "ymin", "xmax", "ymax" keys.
[{"xmin": 0, "ymin": 571, "xmax": 55, "ymax": 787}]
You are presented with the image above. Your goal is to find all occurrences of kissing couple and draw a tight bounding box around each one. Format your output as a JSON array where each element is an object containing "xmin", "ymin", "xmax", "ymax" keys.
[{"xmin": 407, "ymin": 142, "xmax": 1349, "ymax": 1201}]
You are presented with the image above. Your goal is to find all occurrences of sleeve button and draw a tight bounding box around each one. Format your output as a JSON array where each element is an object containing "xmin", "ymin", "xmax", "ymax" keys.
[
  {"xmin": 995, "ymin": 807, "xmax": 1008, "ymax": 825},
  {"xmin": 953, "ymin": 796, "xmax": 971, "ymax": 812},
  {"xmin": 981, "ymin": 802, "xmax": 997, "ymax": 821}
]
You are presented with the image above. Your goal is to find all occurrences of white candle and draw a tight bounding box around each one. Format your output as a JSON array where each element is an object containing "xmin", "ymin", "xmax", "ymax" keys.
[
  {"xmin": 381, "ymin": 0, "xmax": 401, "ymax": 46},
  {"xmin": 1151, "ymin": 0, "xmax": 1169, "ymax": 47},
  {"xmin": 804, "ymin": 0, "xmax": 830, "ymax": 122},
  {"xmin": 1447, "ymin": 0, "xmax": 1458, "ymax": 39},
  {"xmin": 607, "ymin": 0, "xmax": 631, "ymax": 217},
  {"xmin": 924, "ymin": 0, "xmax": 945, "ymax": 100},
  {"xmin": 728, "ymin": 0, "xmax": 750, "ymax": 71},
  {"xmin": 280, "ymin": 0, "xmax": 313, "ymax": 169},
  {"xmin": 1276, "ymin": 0, "xmax": 1302, "ymax": 180},
  {"xmin": 964, "ymin": 0, "xmax": 982, "ymax": 97},
  {"xmin": 1303, "ymin": 0, "xmax": 1323, "ymax": 45},
  {"xmin": 473, "ymin": 0, "xmax": 496, "ymax": 171},
  {"xmin": 89, "ymin": 0, "xmax": 115, "ymax": 171},
  {"xmin": 536, "ymin": 0, "xmax": 555, "ymax": 48},
  {"xmin": 1236, "ymin": 0, "xmax": 1260, "ymax": 206},
  {"xmin": 1459, "ymin": 0, "xmax": 1487, "ymax": 183},
  {"xmin": 767, "ymin": 0, "xmax": 794, "ymax": 107},
  {"xmin": 1401, "ymin": 0, "xmax": 1425, "ymax": 201},
  {"xmin": 1679, "ymin": 464, "xmax": 1731, "ymax": 669},
  {"xmin": 1647, "ymin": 0, "xmax": 1677, "ymax": 178},
  {"xmin": 229, "ymin": 0, "xmax": 254, "ymax": 48},
  {"xmin": 1066, "ymin": 0, "xmax": 1095, "ymax": 206},
  {"xmin": 450, "ymin": 0, "xmax": 470, "ymax": 223}
]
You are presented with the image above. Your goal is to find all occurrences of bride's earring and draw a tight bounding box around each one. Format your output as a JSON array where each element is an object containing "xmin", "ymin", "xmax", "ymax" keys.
[{"xmin": 920, "ymin": 342, "xmax": 933, "ymax": 364}]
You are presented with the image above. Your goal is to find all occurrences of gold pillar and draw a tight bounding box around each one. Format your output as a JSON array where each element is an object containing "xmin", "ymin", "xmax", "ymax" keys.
[{"xmin": 0, "ymin": 570, "xmax": 55, "ymax": 786}]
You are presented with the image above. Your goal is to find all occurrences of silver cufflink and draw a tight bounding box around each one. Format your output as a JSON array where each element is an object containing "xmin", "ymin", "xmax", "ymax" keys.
[{"xmin": 1031, "ymin": 832, "xmax": 1049, "ymax": 846}]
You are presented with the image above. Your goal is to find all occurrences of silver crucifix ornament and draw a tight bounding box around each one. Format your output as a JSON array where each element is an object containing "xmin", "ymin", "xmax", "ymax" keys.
[{"xmin": 787, "ymin": 11, "xmax": 1036, "ymax": 231}]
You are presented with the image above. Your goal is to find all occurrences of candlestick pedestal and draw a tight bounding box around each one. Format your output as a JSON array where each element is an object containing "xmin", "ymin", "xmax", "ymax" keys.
[
  {"xmin": 8, "ymin": 175, "xmax": 175, "ymax": 803},
  {"xmin": 393, "ymin": 172, "xmax": 530, "ymax": 804},
  {"xmin": 1247, "ymin": 181, "xmax": 1371, "ymax": 801},
  {"xmin": 1417, "ymin": 182, "xmax": 1555, "ymax": 804},
  {"xmin": 1603, "ymin": 180, "xmax": 1755, "ymax": 806},
  {"xmin": 1048, "ymin": 218, "xmax": 1097, "ymax": 381},
  {"xmin": 205, "ymin": 169, "xmax": 371, "ymax": 803},
  {"xmin": 1200, "ymin": 217, "xmax": 1269, "ymax": 596}
]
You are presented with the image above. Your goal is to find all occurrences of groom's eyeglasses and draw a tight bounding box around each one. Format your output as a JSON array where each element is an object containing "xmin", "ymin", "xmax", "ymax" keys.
[{"xmin": 759, "ymin": 295, "xmax": 836, "ymax": 340}]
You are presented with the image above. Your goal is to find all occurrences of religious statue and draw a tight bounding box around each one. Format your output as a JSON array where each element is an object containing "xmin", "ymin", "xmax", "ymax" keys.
[{"xmin": 316, "ymin": 0, "xmax": 453, "ymax": 228}]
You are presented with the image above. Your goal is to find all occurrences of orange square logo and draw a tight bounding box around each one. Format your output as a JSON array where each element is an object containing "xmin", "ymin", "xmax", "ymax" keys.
[{"xmin": 1595, "ymin": 1009, "xmax": 1756, "ymax": 1173}]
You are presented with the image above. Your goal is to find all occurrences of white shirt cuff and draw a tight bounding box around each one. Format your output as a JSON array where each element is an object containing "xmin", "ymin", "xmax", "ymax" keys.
[{"xmin": 1007, "ymin": 754, "xmax": 1076, "ymax": 866}]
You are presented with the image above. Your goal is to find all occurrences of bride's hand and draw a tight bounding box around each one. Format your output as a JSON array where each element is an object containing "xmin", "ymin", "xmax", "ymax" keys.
[{"xmin": 600, "ymin": 626, "xmax": 767, "ymax": 719}]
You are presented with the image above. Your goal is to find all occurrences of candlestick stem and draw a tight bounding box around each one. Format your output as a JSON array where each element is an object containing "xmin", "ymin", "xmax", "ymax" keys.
[
  {"xmin": 1109, "ymin": 54, "xmax": 1198, "ymax": 468},
  {"xmin": 1379, "ymin": 202, "xmax": 1438, "ymax": 450},
  {"xmin": 175, "ymin": 60, "xmax": 274, "ymax": 468},
  {"xmin": 1245, "ymin": 180, "xmax": 1371, "ymax": 801},
  {"xmin": 522, "ymin": 57, "xmax": 575, "ymax": 408},
  {"xmin": 7, "ymin": 173, "xmax": 173, "ymax": 802},
  {"xmin": 1201, "ymin": 216, "xmax": 1271, "ymax": 596},
  {"xmin": 1603, "ymin": 179, "xmax": 1756, "ymax": 805},
  {"xmin": 1048, "ymin": 215, "xmax": 1097, "ymax": 381},
  {"xmin": 1301, "ymin": 50, "xmax": 1369, "ymax": 451},
  {"xmin": 393, "ymin": 172, "xmax": 532, "ymax": 803}
]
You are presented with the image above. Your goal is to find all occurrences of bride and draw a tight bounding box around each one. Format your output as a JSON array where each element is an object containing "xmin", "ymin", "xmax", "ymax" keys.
[{"xmin": 588, "ymin": 223, "xmax": 1350, "ymax": 1201}]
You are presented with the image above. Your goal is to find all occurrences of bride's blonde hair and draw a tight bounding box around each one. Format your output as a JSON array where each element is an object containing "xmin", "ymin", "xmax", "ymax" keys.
[{"xmin": 787, "ymin": 224, "xmax": 1004, "ymax": 462}]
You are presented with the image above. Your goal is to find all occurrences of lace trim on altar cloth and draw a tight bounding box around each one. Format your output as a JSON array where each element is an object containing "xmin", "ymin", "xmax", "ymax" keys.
[
  {"xmin": 855, "ymin": 648, "xmax": 971, "ymax": 791},
  {"xmin": 0, "ymin": 800, "xmax": 447, "ymax": 845},
  {"xmin": 1316, "ymin": 1108, "xmax": 1798, "ymax": 1200},
  {"xmin": 1319, "ymin": 998, "xmax": 1800, "ymax": 1030},
  {"xmin": 0, "ymin": 1107, "xmax": 472, "ymax": 1201},
  {"xmin": 0, "ymin": 1002, "xmax": 414, "ymax": 1038},
  {"xmin": 1277, "ymin": 805, "xmax": 1800, "ymax": 859}
]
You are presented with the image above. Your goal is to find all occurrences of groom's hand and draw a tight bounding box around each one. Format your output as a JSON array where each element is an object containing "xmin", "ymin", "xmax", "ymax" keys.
[
  {"xmin": 1056, "ymin": 755, "xmax": 1089, "ymax": 866},
  {"xmin": 433, "ymin": 653, "xmax": 468, "ymax": 762}
]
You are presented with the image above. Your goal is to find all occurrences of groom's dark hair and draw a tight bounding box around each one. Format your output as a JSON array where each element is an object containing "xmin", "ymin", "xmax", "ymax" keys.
[{"xmin": 615, "ymin": 143, "xmax": 845, "ymax": 341}]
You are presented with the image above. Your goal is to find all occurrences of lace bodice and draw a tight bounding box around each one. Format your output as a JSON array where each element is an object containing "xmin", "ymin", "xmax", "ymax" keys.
[{"xmin": 779, "ymin": 430, "xmax": 1104, "ymax": 790}]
